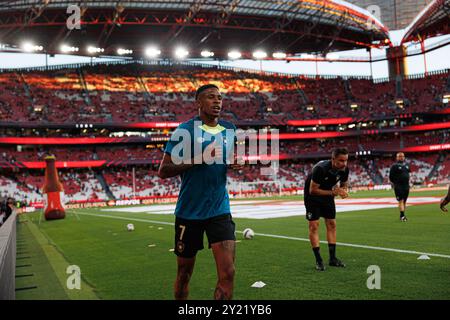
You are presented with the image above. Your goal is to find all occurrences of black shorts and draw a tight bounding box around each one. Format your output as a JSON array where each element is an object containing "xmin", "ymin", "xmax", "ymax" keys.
[
  {"xmin": 174, "ymin": 214, "xmax": 236, "ymax": 258},
  {"xmin": 394, "ymin": 186, "xmax": 409, "ymax": 202},
  {"xmin": 304, "ymin": 201, "xmax": 336, "ymax": 221}
]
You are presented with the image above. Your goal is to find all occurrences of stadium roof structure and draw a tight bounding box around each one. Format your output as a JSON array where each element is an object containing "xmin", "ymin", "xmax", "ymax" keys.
[
  {"xmin": 0, "ymin": 0, "xmax": 391, "ymax": 59},
  {"xmin": 401, "ymin": 0, "xmax": 450, "ymax": 44}
]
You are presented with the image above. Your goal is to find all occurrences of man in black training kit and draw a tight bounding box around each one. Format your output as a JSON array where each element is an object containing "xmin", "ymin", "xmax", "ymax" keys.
[
  {"xmin": 389, "ymin": 152, "xmax": 410, "ymax": 222},
  {"xmin": 304, "ymin": 148, "xmax": 349, "ymax": 271}
]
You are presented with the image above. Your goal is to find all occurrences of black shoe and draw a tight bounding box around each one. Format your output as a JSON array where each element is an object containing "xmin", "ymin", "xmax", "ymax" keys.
[
  {"xmin": 315, "ymin": 261, "xmax": 325, "ymax": 271},
  {"xmin": 400, "ymin": 216, "xmax": 408, "ymax": 222},
  {"xmin": 329, "ymin": 258, "xmax": 346, "ymax": 268}
]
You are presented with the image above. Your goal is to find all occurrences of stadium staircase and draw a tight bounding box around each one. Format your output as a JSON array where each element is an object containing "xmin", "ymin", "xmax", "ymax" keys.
[
  {"xmin": 136, "ymin": 73, "xmax": 154, "ymax": 103},
  {"xmin": 395, "ymin": 75, "xmax": 403, "ymax": 99},
  {"xmin": 234, "ymin": 72, "xmax": 267, "ymax": 118},
  {"xmin": 253, "ymin": 92, "xmax": 266, "ymax": 117},
  {"xmin": 427, "ymin": 152, "xmax": 447, "ymax": 183},
  {"xmin": 76, "ymin": 68, "xmax": 92, "ymax": 105},
  {"xmin": 446, "ymin": 73, "xmax": 450, "ymax": 91},
  {"xmin": 95, "ymin": 170, "xmax": 115, "ymax": 200},
  {"xmin": 284, "ymin": 111, "xmax": 295, "ymax": 120},
  {"xmin": 361, "ymin": 159, "xmax": 383, "ymax": 185},
  {"xmin": 343, "ymin": 79, "xmax": 354, "ymax": 101},
  {"xmin": 186, "ymin": 73, "xmax": 200, "ymax": 89},
  {"xmin": 136, "ymin": 75, "xmax": 163, "ymax": 121},
  {"xmin": 291, "ymin": 78, "xmax": 309, "ymax": 105},
  {"xmin": 17, "ymin": 72, "xmax": 34, "ymax": 106},
  {"xmin": 224, "ymin": 110, "xmax": 239, "ymax": 121}
]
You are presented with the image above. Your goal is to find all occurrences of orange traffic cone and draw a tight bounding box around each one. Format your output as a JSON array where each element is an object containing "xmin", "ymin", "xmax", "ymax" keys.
[{"xmin": 43, "ymin": 155, "xmax": 65, "ymax": 220}]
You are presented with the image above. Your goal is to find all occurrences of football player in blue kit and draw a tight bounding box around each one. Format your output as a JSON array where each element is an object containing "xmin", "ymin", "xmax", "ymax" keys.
[{"xmin": 158, "ymin": 84, "xmax": 240, "ymax": 300}]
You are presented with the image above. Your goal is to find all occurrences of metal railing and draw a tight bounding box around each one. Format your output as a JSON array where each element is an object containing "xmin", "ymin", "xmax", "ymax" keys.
[
  {"xmin": 0, "ymin": 212, "xmax": 16, "ymax": 300},
  {"xmin": 0, "ymin": 58, "xmax": 448, "ymax": 82}
]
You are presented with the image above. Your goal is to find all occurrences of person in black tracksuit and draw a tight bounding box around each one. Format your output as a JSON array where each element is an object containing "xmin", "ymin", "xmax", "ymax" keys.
[
  {"xmin": 0, "ymin": 197, "xmax": 14, "ymax": 225},
  {"xmin": 389, "ymin": 152, "xmax": 410, "ymax": 222},
  {"xmin": 304, "ymin": 148, "xmax": 350, "ymax": 271}
]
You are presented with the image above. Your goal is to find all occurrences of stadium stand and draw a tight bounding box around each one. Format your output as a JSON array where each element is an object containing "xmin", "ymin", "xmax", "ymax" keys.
[
  {"xmin": 0, "ymin": 64, "xmax": 448, "ymax": 203},
  {"xmin": 1, "ymin": 65, "xmax": 448, "ymax": 123}
]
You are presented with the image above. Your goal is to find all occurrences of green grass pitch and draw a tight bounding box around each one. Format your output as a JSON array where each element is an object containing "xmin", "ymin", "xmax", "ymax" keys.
[{"xmin": 15, "ymin": 189, "xmax": 450, "ymax": 300}]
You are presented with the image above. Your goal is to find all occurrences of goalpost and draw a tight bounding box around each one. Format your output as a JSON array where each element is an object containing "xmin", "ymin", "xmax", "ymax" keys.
[
  {"xmin": 237, "ymin": 180, "xmax": 283, "ymax": 197},
  {"xmin": 234, "ymin": 162, "xmax": 283, "ymax": 197}
]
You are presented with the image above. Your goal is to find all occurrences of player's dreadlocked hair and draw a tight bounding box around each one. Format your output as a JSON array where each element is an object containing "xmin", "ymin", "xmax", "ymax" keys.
[{"xmin": 332, "ymin": 147, "xmax": 349, "ymax": 158}]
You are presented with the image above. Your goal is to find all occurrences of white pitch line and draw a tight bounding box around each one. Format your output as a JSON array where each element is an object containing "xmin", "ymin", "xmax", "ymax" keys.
[
  {"xmin": 252, "ymin": 232, "xmax": 450, "ymax": 259},
  {"xmin": 76, "ymin": 212, "xmax": 450, "ymax": 259},
  {"xmin": 76, "ymin": 212, "xmax": 174, "ymax": 226}
]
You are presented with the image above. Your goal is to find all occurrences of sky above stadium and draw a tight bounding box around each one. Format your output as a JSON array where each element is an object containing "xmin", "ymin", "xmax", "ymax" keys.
[
  {"xmin": 214, "ymin": 32, "xmax": 450, "ymax": 78},
  {"xmin": 0, "ymin": 32, "xmax": 448, "ymax": 79}
]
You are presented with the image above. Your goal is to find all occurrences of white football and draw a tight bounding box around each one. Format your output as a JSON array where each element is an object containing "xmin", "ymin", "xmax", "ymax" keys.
[
  {"xmin": 243, "ymin": 228, "xmax": 255, "ymax": 239},
  {"xmin": 127, "ymin": 223, "xmax": 135, "ymax": 231}
]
